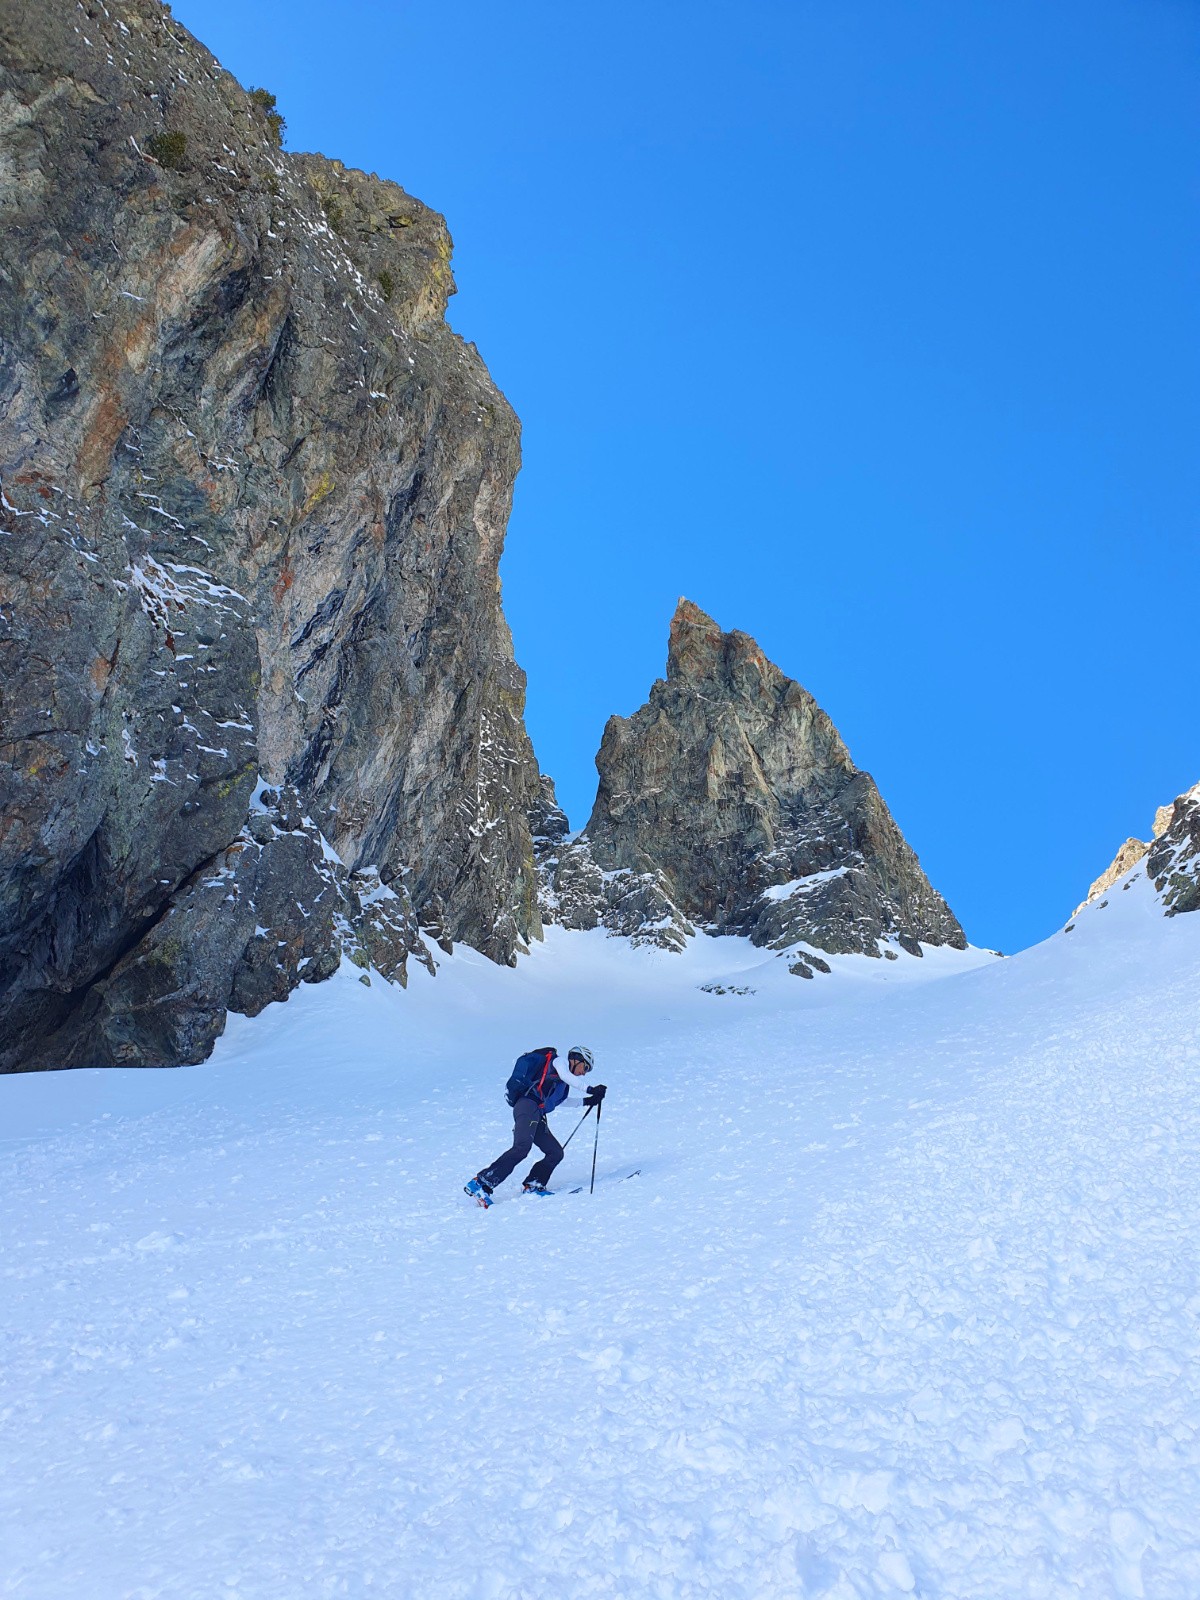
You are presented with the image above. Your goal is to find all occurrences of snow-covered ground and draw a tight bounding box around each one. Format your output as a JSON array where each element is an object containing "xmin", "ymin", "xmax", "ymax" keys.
[{"xmin": 3, "ymin": 879, "xmax": 1199, "ymax": 1599}]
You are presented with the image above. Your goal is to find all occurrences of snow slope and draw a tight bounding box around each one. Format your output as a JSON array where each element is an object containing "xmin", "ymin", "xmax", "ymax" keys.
[{"xmin": 2, "ymin": 880, "xmax": 1199, "ymax": 1599}]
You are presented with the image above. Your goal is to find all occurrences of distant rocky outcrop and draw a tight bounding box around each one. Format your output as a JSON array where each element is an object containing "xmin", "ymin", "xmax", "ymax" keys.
[
  {"xmin": 1076, "ymin": 782, "xmax": 1200, "ymax": 920},
  {"xmin": 0, "ymin": 1, "xmax": 542, "ymax": 1069},
  {"xmin": 536, "ymin": 601, "xmax": 967, "ymax": 967}
]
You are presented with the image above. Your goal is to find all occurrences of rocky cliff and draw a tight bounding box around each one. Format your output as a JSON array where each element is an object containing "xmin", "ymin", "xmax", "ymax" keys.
[
  {"xmin": 1075, "ymin": 782, "xmax": 1200, "ymax": 921},
  {"xmin": 537, "ymin": 600, "xmax": 967, "ymax": 969},
  {"xmin": 0, "ymin": 0, "xmax": 543, "ymax": 1069}
]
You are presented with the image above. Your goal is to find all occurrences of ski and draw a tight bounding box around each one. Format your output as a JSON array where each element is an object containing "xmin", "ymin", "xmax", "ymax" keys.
[
  {"xmin": 469, "ymin": 1170, "xmax": 640, "ymax": 1207},
  {"xmin": 566, "ymin": 1169, "xmax": 641, "ymax": 1195}
]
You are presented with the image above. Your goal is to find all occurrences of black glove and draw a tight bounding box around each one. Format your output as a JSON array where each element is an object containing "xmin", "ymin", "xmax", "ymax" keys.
[{"xmin": 583, "ymin": 1083, "xmax": 607, "ymax": 1107}]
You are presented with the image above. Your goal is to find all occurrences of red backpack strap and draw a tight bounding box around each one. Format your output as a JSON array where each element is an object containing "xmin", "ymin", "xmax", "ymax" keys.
[{"xmin": 535, "ymin": 1048, "xmax": 556, "ymax": 1098}]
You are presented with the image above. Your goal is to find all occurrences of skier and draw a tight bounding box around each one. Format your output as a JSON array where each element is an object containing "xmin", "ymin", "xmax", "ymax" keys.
[{"xmin": 464, "ymin": 1046, "xmax": 604, "ymax": 1206}]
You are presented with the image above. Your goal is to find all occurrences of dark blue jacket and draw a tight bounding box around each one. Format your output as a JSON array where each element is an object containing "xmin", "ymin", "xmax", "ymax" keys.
[{"xmin": 506, "ymin": 1047, "xmax": 569, "ymax": 1114}]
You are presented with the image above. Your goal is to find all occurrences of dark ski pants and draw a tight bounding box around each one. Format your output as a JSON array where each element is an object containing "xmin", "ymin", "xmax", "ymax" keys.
[{"xmin": 478, "ymin": 1096, "xmax": 564, "ymax": 1190}]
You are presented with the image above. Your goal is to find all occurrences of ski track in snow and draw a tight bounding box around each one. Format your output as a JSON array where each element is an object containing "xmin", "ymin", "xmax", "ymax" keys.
[{"xmin": 2, "ymin": 881, "xmax": 1199, "ymax": 1599}]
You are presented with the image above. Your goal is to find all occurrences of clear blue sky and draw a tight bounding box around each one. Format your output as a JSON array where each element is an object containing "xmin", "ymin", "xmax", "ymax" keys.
[{"xmin": 175, "ymin": 0, "xmax": 1199, "ymax": 953}]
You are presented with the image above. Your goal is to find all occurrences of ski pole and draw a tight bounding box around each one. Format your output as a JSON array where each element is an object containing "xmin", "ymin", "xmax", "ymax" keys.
[
  {"xmin": 560, "ymin": 1104, "xmax": 594, "ymax": 1152},
  {"xmin": 589, "ymin": 1099, "xmax": 602, "ymax": 1194}
]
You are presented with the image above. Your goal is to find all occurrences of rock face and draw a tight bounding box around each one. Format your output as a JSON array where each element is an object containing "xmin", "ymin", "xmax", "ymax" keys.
[
  {"xmin": 0, "ymin": 1, "xmax": 542, "ymax": 1070},
  {"xmin": 1077, "ymin": 782, "xmax": 1200, "ymax": 920},
  {"xmin": 1077, "ymin": 838, "xmax": 1153, "ymax": 913},
  {"xmin": 1147, "ymin": 785, "xmax": 1200, "ymax": 915},
  {"xmin": 538, "ymin": 601, "xmax": 967, "ymax": 963},
  {"xmin": 531, "ymin": 775, "xmax": 694, "ymax": 953}
]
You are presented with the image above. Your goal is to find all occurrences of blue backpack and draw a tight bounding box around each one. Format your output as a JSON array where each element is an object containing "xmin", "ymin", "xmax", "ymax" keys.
[{"xmin": 506, "ymin": 1047, "xmax": 560, "ymax": 1108}]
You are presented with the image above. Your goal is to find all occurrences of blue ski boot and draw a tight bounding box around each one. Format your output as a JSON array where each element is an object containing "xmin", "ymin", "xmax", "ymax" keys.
[
  {"xmin": 464, "ymin": 1177, "xmax": 493, "ymax": 1208},
  {"xmin": 522, "ymin": 1180, "xmax": 552, "ymax": 1196}
]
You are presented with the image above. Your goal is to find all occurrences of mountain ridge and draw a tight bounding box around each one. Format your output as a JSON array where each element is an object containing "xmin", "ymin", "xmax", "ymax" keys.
[{"xmin": 1073, "ymin": 780, "xmax": 1200, "ymax": 923}]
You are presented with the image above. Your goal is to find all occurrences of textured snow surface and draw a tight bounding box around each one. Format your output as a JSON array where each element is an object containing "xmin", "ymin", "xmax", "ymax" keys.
[{"xmin": 2, "ymin": 882, "xmax": 1199, "ymax": 1599}]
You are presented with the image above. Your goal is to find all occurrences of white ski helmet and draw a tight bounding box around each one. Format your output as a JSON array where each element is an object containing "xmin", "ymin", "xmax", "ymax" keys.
[{"xmin": 568, "ymin": 1045, "xmax": 595, "ymax": 1071}]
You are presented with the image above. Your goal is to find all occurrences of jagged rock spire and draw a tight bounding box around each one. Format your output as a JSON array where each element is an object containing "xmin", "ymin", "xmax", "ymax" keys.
[{"xmin": 538, "ymin": 600, "xmax": 967, "ymax": 965}]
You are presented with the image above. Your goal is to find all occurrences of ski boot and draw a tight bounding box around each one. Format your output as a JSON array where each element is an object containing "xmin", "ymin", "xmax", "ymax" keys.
[
  {"xmin": 464, "ymin": 1177, "xmax": 493, "ymax": 1208},
  {"xmin": 522, "ymin": 1180, "xmax": 552, "ymax": 1196}
]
